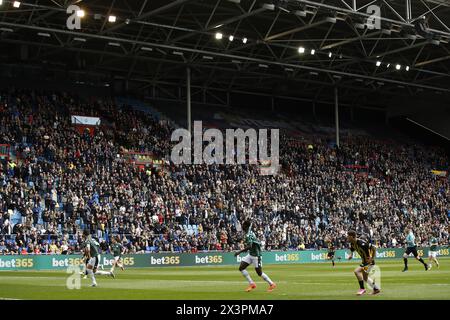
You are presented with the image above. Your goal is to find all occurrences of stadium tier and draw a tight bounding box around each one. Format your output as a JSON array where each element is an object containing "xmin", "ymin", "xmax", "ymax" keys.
[{"xmin": 0, "ymin": 89, "xmax": 448, "ymax": 256}]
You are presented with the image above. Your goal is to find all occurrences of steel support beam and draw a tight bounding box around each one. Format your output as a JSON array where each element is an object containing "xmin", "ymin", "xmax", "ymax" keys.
[
  {"xmin": 101, "ymin": 0, "xmax": 193, "ymax": 34},
  {"xmin": 265, "ymin": 18, "xmax": 335, "ymax": 42},
  {"xmin": 293, "ymin": 0, "xmax": 450, "ymax": 37},
  {"xmin": 0, "ymin": 21, "xmax": 449, "ymax": 93}
]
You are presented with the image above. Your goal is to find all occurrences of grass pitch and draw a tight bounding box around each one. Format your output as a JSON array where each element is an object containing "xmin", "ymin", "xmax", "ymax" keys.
[{"xmin": 0, "ymin": 258, "xmax": 449, "ymax": 300}]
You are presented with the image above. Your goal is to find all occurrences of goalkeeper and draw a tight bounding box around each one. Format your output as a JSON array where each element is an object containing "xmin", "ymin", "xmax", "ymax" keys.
[{"xmin": 347, "ymin": 230, "xmax": 381, "ymax": 296}]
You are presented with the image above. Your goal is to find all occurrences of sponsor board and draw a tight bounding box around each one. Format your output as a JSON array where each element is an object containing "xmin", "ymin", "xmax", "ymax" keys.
[{"xmin": 0, "ymin": 247, "xmax": 447, "ymax": 271}]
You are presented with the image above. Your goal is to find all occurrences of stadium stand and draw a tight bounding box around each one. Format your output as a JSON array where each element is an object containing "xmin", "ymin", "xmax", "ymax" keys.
[{"xmin": 0, "ymin": 88, "xmax": 448, "ymax": 255}]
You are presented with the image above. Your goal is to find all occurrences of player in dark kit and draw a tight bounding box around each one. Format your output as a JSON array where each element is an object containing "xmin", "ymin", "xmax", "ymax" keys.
[
  {"xmin": 347, "ymin": 230, "xmax": 381, "ymax": 296},
  {"xmin": 110, "ymin": 236, "xmax": 125, "ymax": 273},
  {"xmin": 234, "ymin": 220, "xmax": 277, "ymax": 292},
  {"xmin": 81, "ymin": 230, "xmax": 114, "ymax": 287},
  {"xmin": 325, "ymin": 236, "xmax": 339, "ymax": 267}
]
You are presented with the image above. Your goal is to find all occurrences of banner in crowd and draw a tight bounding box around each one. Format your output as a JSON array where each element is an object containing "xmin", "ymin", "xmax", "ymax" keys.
[
  {"xmin": 0, "ymin": 247, "xmax": 448, "ymax": 271},
  {"xmin": 431, "ymin": 170, "xmax": 447, "ymax": 177},
  {"xmin": 71, "ymin": 115, "xmax": 101, "ymax": 126}
]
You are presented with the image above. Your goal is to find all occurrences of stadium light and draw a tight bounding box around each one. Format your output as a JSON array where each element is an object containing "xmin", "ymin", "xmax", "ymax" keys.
[
  {"xmin": 406, "ymin": 66, "xmax": 410, "ymax": 71},
  {"xmin": 215, "ymin": 32, "xmax": 223, "ymax": 40},
  {"xmin": 229, "ymin": 35, "xmax": 234, "ymax": 42},
  {"xmin": 0, "ymin": 0, "xmax": 3, "ymax": 6},
  {"xmin": 298, "ymin": 47, "xmax": 305, "ymax": 54},
  {"xmin": 376, "ymin": 61, "xmax": 382, "ymax": 67},
  {"xmin": 242, "ymin": 37, "xmax": 248, "ymax": 44},
  {"xmin": 13, "ymin": 1, "xmax": 20, "ymax": 8},
  {"xmin": 328, "ymin": 52, "xmax": 332, "ymax": 58},
  {"xmin": 310, "ymin": 49, "xmax": 315, "ymax": 55},
  {"xmin": 396, "ymin": 64, "xmax": 401, "ymax": 70},
  {"xmin": 386, "ymin": 63, "xmax": 391, "ymax": 68},
  {"xmin": 108, "ymin": 15, "xmax": 117, "ymax": 23},
  {"xmin": 77, "ymin": 9, "xmax": 85, "ymax": 17}
]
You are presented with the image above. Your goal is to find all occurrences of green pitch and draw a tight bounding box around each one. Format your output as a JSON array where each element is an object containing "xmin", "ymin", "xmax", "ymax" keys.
[{"xmin": 0, "ymin": 258, "xmax": 449, "ymax": 300}]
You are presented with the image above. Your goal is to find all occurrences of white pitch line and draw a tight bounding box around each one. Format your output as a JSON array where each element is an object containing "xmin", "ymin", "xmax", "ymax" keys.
[{"xmin": 0, "ymin": 297, "xmax": 21, "ymax": 300}]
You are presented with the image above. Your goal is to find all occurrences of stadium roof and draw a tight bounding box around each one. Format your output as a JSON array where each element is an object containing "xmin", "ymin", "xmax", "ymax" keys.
[{"xmin": 1, "ymin": 0, "xmax": 450, "ymax": 109}]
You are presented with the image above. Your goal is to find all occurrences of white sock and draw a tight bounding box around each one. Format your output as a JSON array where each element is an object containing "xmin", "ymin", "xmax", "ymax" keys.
[
  {"xmin": 87, "ymin": 269, "xmax": 96, "ymax": 285},
  {"xmin": 261, "ymin": 273, "xmax": 273, "ymax": 285},
  {"xmin": 241, "ymin": 270, "xmax": 254, "ymax": 284},
  {"xmin": 96, "ymin": 270, "xmax": 111, "ymax": 275}
]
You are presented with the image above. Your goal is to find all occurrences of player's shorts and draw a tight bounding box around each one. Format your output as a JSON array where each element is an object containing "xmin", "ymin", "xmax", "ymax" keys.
[
  {"xmin": 242, "ymin": 254, "xmax": 262, "ymax": 268},
  {"xmin": 429, "ymin": 251, "xmax": 437, "ymax": 258},
  {"xmin": 87, "ymin": 256, "xmax": 99, "ymax": 269},
  {"xmin": 327, "ymin": 252, "xmax": 335, "ymax": 258},
  {"xmin": 114, "ymin": 256, "xmax": 121, "ymax": 262},
  {"xmin": 405, "ymin": 246, "xmax": 419, "ymax": 257},
  {"xmin": 360, "ymin": 263, "xmax": 375, "ymax": 274}
]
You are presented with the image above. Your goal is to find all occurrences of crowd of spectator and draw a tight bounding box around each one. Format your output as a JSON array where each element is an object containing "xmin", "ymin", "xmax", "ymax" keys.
[{"xmin": 0, "ymin": 88, "xmax": 448, "ymax": 255}]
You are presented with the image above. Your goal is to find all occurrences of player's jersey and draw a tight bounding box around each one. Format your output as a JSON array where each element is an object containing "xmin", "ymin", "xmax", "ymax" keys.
[
  {"xmin": 430, "ymin": 237, "xmax": 438, "ymax": 251},
  {"xmin": 350, "ymin": 238, "xmax": 375, "ymax": 265},
  {"xmin": 245, "ymin": 230, "xmax": 262, "ymax": 257},
  {"xmin": 111, "ymin": 243, "xmax": 123, "ymax": 257},
  {"xmin": 327, "ymin": 242, "xmax": 335, "ymax": 252},
  {"xmin": 406, "ymin": 232, "xmax": 416, "ymax": 247},
  {"xmin": 85, "ymin": 238, "xmax": 100, "ymax": 257}
]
